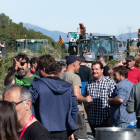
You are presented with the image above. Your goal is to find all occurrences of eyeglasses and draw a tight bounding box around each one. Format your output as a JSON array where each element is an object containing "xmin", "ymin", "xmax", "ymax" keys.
[
  {"xmin": 113, "ymin": 74, "xmax": 119, "ymax": 77},
  {"xmin": 20, "ymin": 62, "xmax": 27, "ymax": 66},
  {"xmin": 12, "ymin": 100, "xmax": 26, "ymax": 107}
]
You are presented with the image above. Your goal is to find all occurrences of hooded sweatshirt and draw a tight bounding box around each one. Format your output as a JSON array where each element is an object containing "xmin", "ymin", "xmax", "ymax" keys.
[{"xmin": 29, "ymin": 76, "xmax": 78, "ymax": 132}]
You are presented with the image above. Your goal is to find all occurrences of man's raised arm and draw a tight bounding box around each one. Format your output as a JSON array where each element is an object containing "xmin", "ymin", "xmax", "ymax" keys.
[
  {"xmin": 4, "ymin": 58, "xmax": 21, "ymax": 86},
  {"xmin": 108, "ymin": 60, "xmax": 126, "ymax": 74}
]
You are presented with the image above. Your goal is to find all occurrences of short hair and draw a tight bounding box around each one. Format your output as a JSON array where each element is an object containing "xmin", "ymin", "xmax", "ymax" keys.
[
  {"xmin": 30, "ymin": 57, "xmax": 37, "ymax": 65},
  {"xmin": 92, "ymin": 61, "xmax": 103, "ymax": 69},
  {"xmin": 37, "ymin": 54, "xmax": 56, "ymax": 74},
  {"xmin": 80, "ymin": 56, "xmax": 85, "ymax": 63},
  {"xmin": 15, "ymin": 53, "xmax": 29, "ymax": 63},
  {"xmin": 0, "ymin": 101, "xmax": 19, "ymax": 140},
  {"xmin": 3, "ymin": 85, "xmax": 32, "ymax": 104},
  {"xmin": 56, "ymin": 61, "xmax": 66, "ymax": 72},
  {"xmin": 113, "ymin": 66, "xmax": 128, "ymax": 78},
  {"xmin": 100, "ymin": 56, "xmax": 106, "ymax": 62}
]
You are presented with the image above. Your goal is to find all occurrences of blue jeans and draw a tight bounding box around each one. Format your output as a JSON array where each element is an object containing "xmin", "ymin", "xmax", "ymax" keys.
[{"xmin": 115, "ymin": 122, "xmax": 129, "ymax": 128}]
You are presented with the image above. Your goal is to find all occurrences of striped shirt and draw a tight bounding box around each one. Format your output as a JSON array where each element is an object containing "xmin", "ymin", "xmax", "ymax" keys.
[{"xmin": 84, "ymin": 75, "xmax": 116, "ymax": 125}]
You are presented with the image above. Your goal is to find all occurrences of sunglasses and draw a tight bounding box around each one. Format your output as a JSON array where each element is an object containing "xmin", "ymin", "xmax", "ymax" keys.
[
  {"xmin": 12, "ymin": 100, "xmax": 26, "ymax": 107},
  {"xmin": 59, "ymin": 61, "xmax": 66, "ymax": 65},
  {"xmin": 20, "ymin": 62, "xmax": 27, "ymax": 66}
]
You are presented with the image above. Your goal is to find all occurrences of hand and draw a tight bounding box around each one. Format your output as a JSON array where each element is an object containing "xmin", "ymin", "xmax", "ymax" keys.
[
  {"xmin": 118, "ymin": 60, "xmax": 126, "ymax": 66},
  {"xmin": 0, "ymin": 44, "xmax": 5, "ymax": 47},
  {"xmin": 136, "ymin": 53, "xmax": 140, "ymax": 57},
  {"xmin": 12, "ymin": 58, "xmax": 22, "ymax": 71},
  {"xmin": 69, "ymin": 134, "xmax": 74, "ymax": 140},
  {"xmin": 86, "ymin": 95, "xmax": 93, "ymax": 103}
]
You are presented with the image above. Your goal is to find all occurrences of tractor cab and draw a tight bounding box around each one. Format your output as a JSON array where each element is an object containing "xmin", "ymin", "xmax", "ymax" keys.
[
  {"xmin": 16, "ymin": 39, "xmax": 48, "ymax": 53},
  {"xmin": 67, "ymin": 38, "xmax": 95, "ymax": 61},
  {"xmin": 130, "ymin": 38, "xmax": 139, "ymax": 46},
  {"xmin": 90, "ymin": 36, "xmax": 119, "ymax": 60},
  {"xmin": 68, "ymin": 41, "xmax": 77, "ymax": 55},
  {"xmin": 78, "ymin": 39, "xmax": 90, "ymax": 55}
]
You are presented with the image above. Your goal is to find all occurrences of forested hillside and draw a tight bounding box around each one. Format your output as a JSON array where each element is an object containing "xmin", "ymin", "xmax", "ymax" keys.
[{"xmin": 0, "ymin": 13, "xmax": 67, "ymax": 53}]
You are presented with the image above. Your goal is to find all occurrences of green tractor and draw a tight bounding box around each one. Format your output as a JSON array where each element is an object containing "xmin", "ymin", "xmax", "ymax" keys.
[
  {"xmin": 16, "ymin": 39, "xmax": 48, "ymax": 53},
  {"xmin": 65, "ymin": 36, "xmax": 126, "ymax": 61},
  {"xmin": 126, "ymin": 28, "xmax": 140, "ymax": 57},
  {"xmin": 127, "ymin": 38, "xmax": 139, "ymax": 57}
]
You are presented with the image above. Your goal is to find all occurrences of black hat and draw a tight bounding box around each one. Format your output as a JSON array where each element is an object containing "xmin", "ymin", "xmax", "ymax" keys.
[
  {"xmin": 126, "ymin": 56, "xmax": 135, "ymax": 61},
  {"xmin": 66, "ymin": 55, "xmax": 83, "ymax": 65}
]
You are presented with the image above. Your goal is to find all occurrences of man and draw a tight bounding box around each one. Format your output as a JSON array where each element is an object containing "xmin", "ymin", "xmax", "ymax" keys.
[
  {"xmin": 29, "ymin": 54, "xmax": 78, "ymax": 140},
  {"xmin": 60, "ymin": 55, "xmax": 93, "ymax": 140},
  {"xmin": 99, "ymin": 56, "xmax": 110, "ymax": 78},
  {"xmin": 109, "ymin": 55, "xmax": 140, "ymax": 84},
  {"xmin": 78, "ymin": 57, "xmax": 92, "ymax": 82},
  {"xmin": 4, "ymin": 53, "xmax": 39, "ymax": 89},
  {"xmin": 55, "ymin": 61, "xmax": 67, "ymax": 76},
  {"xmin": 78, "ymin": 56, "xmax": 92, "ymax": 95},
  {"xmin": 125, "ymin": 56, "xmax": 140, "ymax": 84},
  {"xmin": 108, "ymin": 66, "xmax": 136, "ymax": 128},
  {"xmin": 30, "ymin": 57, "xmax": 39, "ymax": 76},
  {"xmin": 83, "ymin": 61, "xmax": 116, "ymax": 138},
  {"xmin": 97, "ymin": 45, "xmax": 107, "ymax": 54},
  {"xmin": 3, "ymin": 84, "xmax": 52, "ymax": 140},
  {"xmin": 0, "ymin": 41, "xmax": 6, "ymax": 57},
  {"xmin": 84, "ymin": 46, "xmax": 88, "ymax": 53},
  {"xmin": 126, "ymin": 82, "xmax": 140, "ymax": 128}
]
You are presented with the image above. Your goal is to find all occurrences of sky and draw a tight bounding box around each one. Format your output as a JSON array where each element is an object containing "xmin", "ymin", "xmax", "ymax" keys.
[{"xmin": 1, "ymin": 0, "xmax": 140, "ymax": 35}]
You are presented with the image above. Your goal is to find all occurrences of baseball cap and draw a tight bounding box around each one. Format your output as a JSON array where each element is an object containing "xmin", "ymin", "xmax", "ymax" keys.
[
  {"xmin": 1, "ymin": 41, "xmax": 5, "ymax": 44},
  {"xmin": 126, "ymin": 56, "xmax": 135, "ymax": 61},
  {"xmin": 66, "ymin": 55, "xmax": 83, "ymax": 65}
]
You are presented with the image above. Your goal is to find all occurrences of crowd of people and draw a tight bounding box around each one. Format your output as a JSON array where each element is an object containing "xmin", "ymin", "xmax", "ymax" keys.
[{"xmin": 1, "ymin": 53, "xmax": 140, "ymax": 140}]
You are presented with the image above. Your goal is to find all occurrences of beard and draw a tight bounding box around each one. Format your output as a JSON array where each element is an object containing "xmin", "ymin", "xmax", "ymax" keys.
[
  {"xmin": 17, "ymin": 69, "xmax": 28, "ymax": 78},
  {"xmin": 114, "ymin": 79, "xmax": 119, "ymax": 83},
  {"xmin": 114, "ymin": 78, "xmax": 121, "ymax": 83}
]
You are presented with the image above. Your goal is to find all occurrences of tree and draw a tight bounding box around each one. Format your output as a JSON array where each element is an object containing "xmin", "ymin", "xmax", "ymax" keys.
[
  {"xmin": 0, "ymin": 13, "xmax": 12, "ymax": 28},
  {"xmin": 0, "ymin": 13, "xmax": 64, "ymax": 56}
]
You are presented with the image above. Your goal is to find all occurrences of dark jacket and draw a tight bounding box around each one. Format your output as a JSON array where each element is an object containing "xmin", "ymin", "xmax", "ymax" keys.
[
  {"xmin": 126, "ymin": 82, "xmax": 140, "ymax": 118},
  {"xmin": 78, "ymin": 65, "xmax": 92, "ymax": 82},
  {"xmin": 30, "ymin": 69, "xmax": 39, "ymax": 76},
  {"xmin": 29, "ymin": 76, "xmax": 78, "ymax": 132},
  {"xmin": 1, "ymin": 44, "xmax": 6, "ymax": 57}
]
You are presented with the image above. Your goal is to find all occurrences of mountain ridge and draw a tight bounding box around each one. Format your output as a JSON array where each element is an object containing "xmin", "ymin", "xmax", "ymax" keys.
[{"xmin": 23, "ymin": 23, "xmax": 138, "ymax": 42}]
